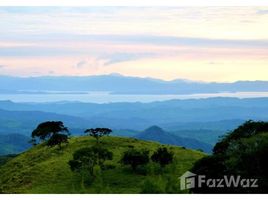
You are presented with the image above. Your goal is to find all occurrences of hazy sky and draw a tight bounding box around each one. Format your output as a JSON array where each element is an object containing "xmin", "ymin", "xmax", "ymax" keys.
[{"xmin": 0, "ymin": 7, "xmax": 267, "ymax": 82}]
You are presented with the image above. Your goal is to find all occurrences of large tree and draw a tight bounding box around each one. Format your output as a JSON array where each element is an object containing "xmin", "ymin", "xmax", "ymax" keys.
[
  {"xmin": 31, "ymin": 121, "xmax": 70, "ymax": 146},
  {"xmin": 47, "ymin": 133, "xmax": 69, "ymax": 149}
]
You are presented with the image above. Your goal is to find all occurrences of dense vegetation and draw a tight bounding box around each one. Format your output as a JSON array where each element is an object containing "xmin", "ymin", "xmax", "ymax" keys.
[{"xmin": 191, "ymin": 121, "xmax": 268, "ymax": 193}]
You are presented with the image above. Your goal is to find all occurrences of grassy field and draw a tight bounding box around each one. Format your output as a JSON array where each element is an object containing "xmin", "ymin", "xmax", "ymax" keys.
[{"xmin": 0, "ymin": 136, "xmax": 205, "ymax": 194}]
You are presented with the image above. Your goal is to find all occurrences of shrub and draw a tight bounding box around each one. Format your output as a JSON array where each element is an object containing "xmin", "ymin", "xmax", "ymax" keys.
[
  {"xmin": 121, "ymin": 148, "xmax": 149, "ymax": 171},
  {"xmin": 151, "ymin": 147, "xmax": 174, "ymax": 168}
]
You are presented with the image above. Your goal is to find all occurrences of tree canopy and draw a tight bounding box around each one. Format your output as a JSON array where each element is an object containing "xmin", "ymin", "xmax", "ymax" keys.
[
  {"xmin": 31, "ymin": 121, "xmax": 70, "ymax": 147},
  {"xmin": 191, "ymin": 120, "xmax": 268, "ymax": 193},
  {"xmin": 121, "ymin": 148, "xmax": 149, "ymax": 171},
  {"xmin": 69, "ymin": 145, "xmax": 113, "ymax": 177},
  {"xmin": 47, "ymin": 133, "xmax": 69, "ymax": 149},
  {"xmin": 84, "ymin": 128, "xmax": 112, "ymax": 143},
  {"xmin": 151, "ymin": 147, "xmax": 174, "ymax": 167}
]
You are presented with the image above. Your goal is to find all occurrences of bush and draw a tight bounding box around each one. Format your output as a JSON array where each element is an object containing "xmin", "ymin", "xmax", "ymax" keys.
[
  {"xmin": 151, "ymin": 147, "xmax": 174, "ymax": 168},
  {"xmin": 121, "ymin": 148, "xmax": 149, "ymax": 172},
  {"xmin": 69, "ymin": 146, "xmax": 113, "ymax": 178}
]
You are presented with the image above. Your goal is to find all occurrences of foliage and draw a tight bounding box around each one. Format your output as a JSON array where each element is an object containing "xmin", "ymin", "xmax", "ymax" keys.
[
  {"xmin": 121, "ymin": 148, "xmax": 149, "ymax": 171},
  {"xmin": 151, "ymin": 147, "xmax": 174, "ymax": 167},
  {"xmin": 31, "ymin": 121, "xmax": 69, "ymax": 143},
  {"xmin": 69, "ymin": 145, "xmax": 113, "ymax": 178},
  {"xmin": 47, "ymin": 133, "xmax": 69, "ymax": 149},
  {"xmin": 84, "ymin": 128, "xmax": 112, "ymax": 143},
  {"xmin": 191, "ymin": 120, "xmax": 268, "ymax": 193},
  {"xmin": 213, "ymin": 120, "xmax": 268, "ymax": 154}
]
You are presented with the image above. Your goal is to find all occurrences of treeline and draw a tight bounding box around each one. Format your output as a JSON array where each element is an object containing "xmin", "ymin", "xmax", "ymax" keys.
[{"xmin": 191, "ymin": 120, "xmax": 268, "ymax": 193}]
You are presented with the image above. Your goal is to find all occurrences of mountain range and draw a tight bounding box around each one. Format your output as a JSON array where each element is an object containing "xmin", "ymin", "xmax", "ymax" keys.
[
  {"xmin": 1, "ymin": 98, "xmax": 267, "ymax": 131},
  {"xmin": 1, "ymin": 97, "xmax": 268, "ymax": 155},
  {"xmin": 1, "ymin": 74, "xmax": 268, "ymax": 94}
]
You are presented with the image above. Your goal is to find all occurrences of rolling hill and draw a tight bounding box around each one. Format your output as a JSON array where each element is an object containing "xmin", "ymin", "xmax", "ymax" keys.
[
  {"xmin": 0, "ymin": 136, "xmax": 205, "ymax": 194},
  {"xmin": 135, "ymin": 126, "xmax": 212, "ymax": 153}
]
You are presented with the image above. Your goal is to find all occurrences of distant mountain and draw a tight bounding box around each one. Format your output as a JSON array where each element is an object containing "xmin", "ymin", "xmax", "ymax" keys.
[
  {"xmin": 1, "ymin": 98, "xmax": 268, "ymax": 131},
  {"xmin": 0, "ymin": 109, "xmax": 93, "ymax": 136},
  {"xmin": 1, "ymin": 75, "xmax": 268, "ymax": 94},
  {"xmin": 135, "ymin": 126, "xmax": 213, "ymax": 153},
  {"xmin": 1, "ymin": 98, "xmax": 268, "ymax": 154},
  {"xmin": 0, "ymin": 134, "xmax": 31, "ymax": 155}
]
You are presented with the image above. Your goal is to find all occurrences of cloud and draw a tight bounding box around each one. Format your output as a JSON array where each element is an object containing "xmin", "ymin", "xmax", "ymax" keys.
[
  {"xmin": 0, "ymin": 46, "xmax": 82, "ymax": 57},
  {"xmin": 75, "ymin": 60, "xmax": 88, "ymax": 68},
  {"xmin": 48, "ymin": 70, "xmax": 55, "ymax": 74},
  {"xmin": 4, "ymin": 33, "xmax": 268, "ymax": 48},
  {"xmin": 256, "ymin": 10, "xmax": 268, "ymax": 15},
  {"xmin": 208, "ymin": 62, "xmax": 223, "ymax": 65},
  {"xmin": 102, "ymin": 52, "xmax": 156, "ymax": 65},
  {"xmin": 0, "ymin": 65, "xmax": 6, "ymax": 68},
  {"xmin": 73, "ymin": 58, "xmax": 106, "ymax": 71}
]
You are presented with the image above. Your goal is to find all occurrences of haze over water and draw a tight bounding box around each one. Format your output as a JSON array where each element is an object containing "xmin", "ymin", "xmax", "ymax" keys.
[{"xmin": 1, "ymin": 92, "xmax": 268, "ymax": 103}]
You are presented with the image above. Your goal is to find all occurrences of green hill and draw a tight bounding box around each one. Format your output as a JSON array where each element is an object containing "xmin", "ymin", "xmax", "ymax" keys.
[{"xmin": 0, "ymin": 136, "xmax": 205, "ymax": 194}]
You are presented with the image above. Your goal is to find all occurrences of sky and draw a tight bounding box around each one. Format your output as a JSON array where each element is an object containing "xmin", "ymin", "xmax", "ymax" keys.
[{"xmin": 0, "ymin": 7, "xmax": 267, "ymax": 82}]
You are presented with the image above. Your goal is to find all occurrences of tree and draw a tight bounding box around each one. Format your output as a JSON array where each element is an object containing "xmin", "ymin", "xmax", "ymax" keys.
[
  {"xmin": 121, "ymin": 148, "xmax": 149, "ymax": 171},
  {"xmin": 84, "ymin": 128, "xmax": 112, "ymax": 144},
  {"xmin": 213, "ymin": 120, "xmax": 268, "ymax": 154},
  {"xmin": 151, "ymin": 147, "xmax": 174, "ymax": 168},
  {"xmin": 190, "ymin": 120, "xmax": 268, "ymax": 193},
  {"xmin": 31, "ymin": 121, "xmax": 69, "ymax": 142},
  {"xmin": 69, "ymin": 146, "xmax": 113, "ymax": 178},
  {"xmin": 47, "ymin": 133, "xmax": 68, "ymax": 149}
]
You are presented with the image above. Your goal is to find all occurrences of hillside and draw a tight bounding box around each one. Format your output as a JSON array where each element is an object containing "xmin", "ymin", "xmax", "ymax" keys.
[
  {"xmin": 0, "ymin": 136, "xmax": 205, "ymax": 194},
  {"xmin": 136, "ymin": 126, "xmax": 212, "ymax": 153}
]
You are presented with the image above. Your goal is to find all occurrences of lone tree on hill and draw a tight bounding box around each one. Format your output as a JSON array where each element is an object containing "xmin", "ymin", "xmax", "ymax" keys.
[
  {"xmin": 151, "ymin": 147, "xmax": 174, "ymax": 168},
  {"xmin": 84, "ymin": 128, "xmax": 112, "ymax": 144},
  {"xmin": 121, "ymin": 148, "xmax": 149, "ymax": 171},
  {"xmin": 47, "ymin": 133, "xmax": 69, "ymax": 149},
  {"xmin": 31, "ymin": 121, "xmax": 70, "ymax": 147}
]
